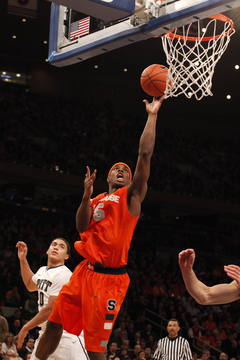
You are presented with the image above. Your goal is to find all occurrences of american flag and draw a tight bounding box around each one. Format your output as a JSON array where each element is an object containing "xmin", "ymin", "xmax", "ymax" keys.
[{"xmin": 70, "ymin": 17, "xmax": 90, "ymax": 41}]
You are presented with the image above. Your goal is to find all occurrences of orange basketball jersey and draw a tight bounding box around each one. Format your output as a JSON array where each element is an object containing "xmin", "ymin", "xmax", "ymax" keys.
[{"xmin": 74, "ymin": 186, "xmax": 139, "ymax": 268}]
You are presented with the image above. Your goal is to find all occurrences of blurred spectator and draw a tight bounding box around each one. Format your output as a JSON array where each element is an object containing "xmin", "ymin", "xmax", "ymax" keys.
[
  {"xmin": 7, "ymin": 311, "xmax": 23, "ymax": 330},
  {"xmin": 203, "ymin": 350, "xmax": 210, "ymax": 360},
  {"xmin": 18, "ymin": 338, "xmax": 34, "ymax": 359},
  {"xmin": 144, "ymin": 347, "xmax": 151, "ymax": 360},
  {"xmin": 223, "ymin": 317, "xmax": 236, "ymax": 335},
  {"xmin": 13, "ymin": 336, "xmax": 18, "ymax": 349},
  {"xmin": 114, "ymin": 331, "xmax": 127, "ymax": 348},
  {"xmin": 0, "ymin": 342, "xmax": 3, "ymax": 360},
  {"xmin": 146, "ymin": 335, "xmax": 155, "ymax": 350},
  {"xmin": 186, "ymin": 300, "xmax": 200, "ymax": 319},
  {"xmin": 119, "ymin": 346, "xmax": 129, "ymax": 360},
  {"xmin": 217, "ymin": 323, "xmax": 227, "ymax": 342},
  {"xmin": 132, "ymin": 345, "xmax": 141, "ymax": 360},
  {"xmin": 2, "ymin": 333, "xmax": 17, "ymax": 355},
  {"xmin": 197, "ymin": 330, "xmax": 216, "ymax": 350},
  {"xmin": 135, "ymin": 317, "xmax": 145, "ymax": 333},
  {"xmin": 141, "ymin": 324, "xmax": 155, "ymax": 343},
  {"xmin": 215, "ymin": 310, "xmax": 225, "ymax": 326},
  {"xmin": 0, "ymin": 312, "xmax": 9, "ymax": 342},
  {"xmin": 9, "ymin": 320, "xmax": 21, "ymax": 337},
  {"xmin": 188, "ymin": 320, "xmax": 202, "ymax": 339},
  {"xmin": 219, "ymin": 353, "xmax": 228, "ymax": 360},
  {"xmin": 24, "ymin": 293, "xmax": 38, "ymax": 319},
  {"xmin": 132, "ymin": 332, "xmax": 141, "ymax": 348},
  {"xmin": 225, "ymin": 340, "xmax": 239, "ymax": 359},
  {"xmin": 136, "ymin": 350, "xmax": 145, "ymax": 360},
  {"xmin": 112, "ymin": 321, "xmax": 128, "ymax": 341},
  {"xmin": 127, "ymin": 322, "xmax": 135, "ymax": 347},
  {"xmin": 204, "ymin": 314, "xmax": 217, "ymax": 332},
  {"xmin": 191, "ymin": 352, "xmax": 198, "ymax": 360},
  {"xmin": 140, "ymin": 340, "xmax": 146, "ymax": 351},
  {"xmin": 179, "ymin": 312, "xmax": 190, "ymax": 339},
  {"xmin": 210, "ymin": 339, "xmax": 224, "ymax": 358},
  {"xmin": 200, "ymin": 352, "xmax": 208, "ymax": 360},
  {"xmin": 4, "ymin": 287, "xmax": 21, "ymax": 308},
  {"xmin": 107, "ymin": 342, "xmax": 119, "ymax": 359},
  {"xmin": 195, "ymin": 313, "xmax": 205, "ymax": 332},
  {"xmin": 234, "ymin": 317, "xmax": 240, "ymax": 334}
]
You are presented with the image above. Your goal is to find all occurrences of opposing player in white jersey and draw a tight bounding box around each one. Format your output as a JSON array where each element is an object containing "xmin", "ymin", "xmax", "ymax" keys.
[{"xmin": 16, "ymin": 238, "xmax": 88, "ymax": 360}]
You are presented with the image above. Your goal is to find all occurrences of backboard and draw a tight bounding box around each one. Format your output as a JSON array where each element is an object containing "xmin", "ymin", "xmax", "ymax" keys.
[
  {"xmin": 46, "ymin": 0, "xmax": 136, "ymax": 21},
  {"xmin": 48, "ymin": 0, "xmax": 240, "ymax": 67}
]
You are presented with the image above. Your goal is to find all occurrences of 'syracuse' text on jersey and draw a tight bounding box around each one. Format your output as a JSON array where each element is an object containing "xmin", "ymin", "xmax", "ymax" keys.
[
  {"xmin": 153, "ymin": 336, "xmax": 192, "ymax": 360},
  {"xmin": 74, "ymin": 186, "xmax": 139, "ymax": 268},
  {"xmin": 32, "ymin": 265, "xmax": 72, "ymax": 329}
]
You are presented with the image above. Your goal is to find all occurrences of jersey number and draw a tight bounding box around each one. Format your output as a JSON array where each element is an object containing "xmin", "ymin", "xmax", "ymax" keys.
[
  {"xmin": 93, "ymin": 203, "xmax": 105, "ymax": 221},
  {"xmin": 39, "ymin": 292, "xmax": 44, "ymax": 306}
]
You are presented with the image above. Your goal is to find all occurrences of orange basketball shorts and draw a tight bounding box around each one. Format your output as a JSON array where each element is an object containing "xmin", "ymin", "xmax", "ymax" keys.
[{"xmin": 49, "ymin": 260, "xmax": 130, "ymax": 352}]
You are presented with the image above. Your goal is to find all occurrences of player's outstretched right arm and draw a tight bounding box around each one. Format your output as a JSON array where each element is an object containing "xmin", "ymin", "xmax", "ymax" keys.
[
  {"xmin": 16, "ymin": 241, "xmax": 37, "ymax": 292},
  {"xmin": 128, "ymin": 96, "xmax": 164, "ymax": 217},
  {"xmin": 179, "ymin": 249, "xmax": 240, "ymax": 305}
]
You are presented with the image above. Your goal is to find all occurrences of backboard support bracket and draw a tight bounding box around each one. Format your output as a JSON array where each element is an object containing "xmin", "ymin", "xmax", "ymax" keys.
[{"xmin": 48, "ymin": 0, "xmax": 240, "ymax": 67}]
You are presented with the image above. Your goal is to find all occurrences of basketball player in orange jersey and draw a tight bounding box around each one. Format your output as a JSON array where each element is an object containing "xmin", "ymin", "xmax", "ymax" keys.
[{"xmin": 33, "ymin": 95, "xmax": 165, "ymax": 360}]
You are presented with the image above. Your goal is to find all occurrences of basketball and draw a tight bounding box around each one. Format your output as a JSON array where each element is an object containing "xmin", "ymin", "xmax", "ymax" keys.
[{"xmin": 140, "ymin": 64, "xmax": 169, "ymax": 97}]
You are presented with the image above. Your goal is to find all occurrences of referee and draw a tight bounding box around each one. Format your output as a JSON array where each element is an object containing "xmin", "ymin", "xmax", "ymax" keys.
[{"xmin": 153, "ymin": 318, "xmax": 192, "ymax": 360}]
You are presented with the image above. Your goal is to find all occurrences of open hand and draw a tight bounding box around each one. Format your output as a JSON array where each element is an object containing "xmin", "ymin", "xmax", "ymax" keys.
[
  {"xmin": 143, "ymin": 95, "xmax": 165, "ymax": 115},
  {"xmin": 178, "ymin": 249, "xmax": 196, "ymax": 271},
  {"xmin": 83, "ymin": 166, "xmax": 97, "ymax": 199},
  {"xmin": 16, "ymin": 241, "xmax": 28, "ymax": 260},
  {"xmin": 224, "ymin": 264, "xmax": 240, "ymax": 287}
]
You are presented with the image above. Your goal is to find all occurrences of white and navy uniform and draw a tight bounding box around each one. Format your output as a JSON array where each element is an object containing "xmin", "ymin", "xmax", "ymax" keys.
[
  {"xmin": 31, "ymin": 265, "xmax": 88, "ymax": 360},
  {"xmin": 153, "ymin": 336, "xmax": 192, "ymax": 360}
]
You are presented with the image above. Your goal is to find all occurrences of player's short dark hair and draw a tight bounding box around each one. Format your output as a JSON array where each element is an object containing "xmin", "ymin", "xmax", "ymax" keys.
[{"xmin": 51, "ymin": 238, "xmax": 70, "ymax": 255}]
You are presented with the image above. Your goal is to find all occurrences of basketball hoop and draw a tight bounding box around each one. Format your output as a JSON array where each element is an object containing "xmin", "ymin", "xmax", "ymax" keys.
[{"xmin": 161, "ymin": 14, "xmax": 235, "ymax": 100}]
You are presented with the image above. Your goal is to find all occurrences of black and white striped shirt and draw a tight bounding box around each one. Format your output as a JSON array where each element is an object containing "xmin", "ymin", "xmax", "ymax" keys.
[{"xmin": 153, "ymin": 336, "xmax": 192, "ymax": 360}]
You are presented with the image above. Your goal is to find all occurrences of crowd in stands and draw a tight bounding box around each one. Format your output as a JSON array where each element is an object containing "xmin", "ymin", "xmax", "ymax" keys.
[{"xmin": 1, "ymin": 84, "xmax": 240, "ymax": 203}]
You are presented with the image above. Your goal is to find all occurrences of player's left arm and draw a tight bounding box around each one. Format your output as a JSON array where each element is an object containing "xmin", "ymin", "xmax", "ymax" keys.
[
  {"xmin": 128, "ymin": 96, "xmax": 164, "ymax": 216},
  {"xmin": 17, "ymin": 295, "xmax": 57, "ymax": 349}
]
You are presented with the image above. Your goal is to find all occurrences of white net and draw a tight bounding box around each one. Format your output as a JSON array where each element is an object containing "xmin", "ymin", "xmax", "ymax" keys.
[{"xmin": 161, "ymin": 14, "xmax": 235, "ymax": 100}]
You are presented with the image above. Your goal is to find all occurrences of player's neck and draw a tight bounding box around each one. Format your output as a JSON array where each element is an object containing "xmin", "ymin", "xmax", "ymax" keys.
[
  {"xmin": 47, "ymin": 260, "xmax": 65, "ymax": 268},
  {"xmin": 108, "ymin": 184, "xmax": 125, "ymax": 194}
]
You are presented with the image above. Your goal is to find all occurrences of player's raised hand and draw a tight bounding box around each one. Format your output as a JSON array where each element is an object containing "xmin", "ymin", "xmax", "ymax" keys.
[
  {"xmin": 224, "ymin": 265, "xmax": 240, "ymax": 287},
  {"xmin": 178, "ymin": 249, "xmax": 196, "ymax": 271},
  {"xmin": 83, "ymin": 166, "xmax": 97, "ymax": 199},
  {"xmin": 143, "ymin": 95, "xmax": 165, "ymax": 115},
  {"xmin": 16, "ymin": 241, "xmax": 28, "ymax": 260}
]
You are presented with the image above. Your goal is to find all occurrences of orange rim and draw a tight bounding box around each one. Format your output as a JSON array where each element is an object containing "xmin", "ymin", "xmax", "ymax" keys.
[{"xmin": 165, "ymin": 13, "xmax": 234, "ymax": 41}]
